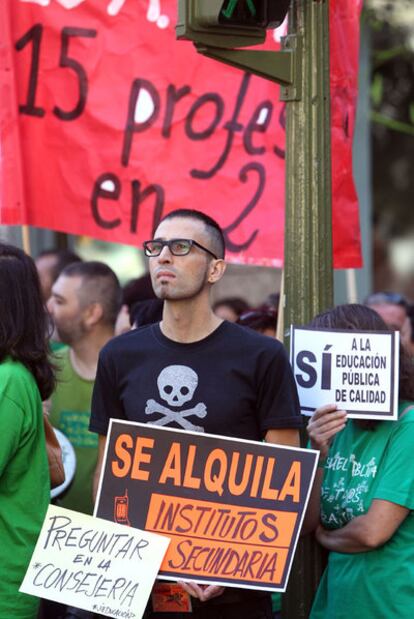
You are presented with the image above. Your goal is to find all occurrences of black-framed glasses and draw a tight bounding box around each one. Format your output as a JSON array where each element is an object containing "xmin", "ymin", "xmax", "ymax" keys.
[{"xmin": 143, "ymin": 238, "xmax": 218, "ymax": 260}]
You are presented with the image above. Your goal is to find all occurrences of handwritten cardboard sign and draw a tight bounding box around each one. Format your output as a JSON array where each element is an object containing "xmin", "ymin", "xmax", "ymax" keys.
[
  {"xmin": 95, "ymin": 421, "xmax": 318, "ymax": 592},
  {"xmin": 0, "ymin": 0, "xmax": 362, "ymax": 267},
  {"xmin": 290, "ymin": 327, "xmax": 400, "ymax": 419},
  {"xmin": 20, "ymin": 505, "xmax": 170, "ymax": 619}
]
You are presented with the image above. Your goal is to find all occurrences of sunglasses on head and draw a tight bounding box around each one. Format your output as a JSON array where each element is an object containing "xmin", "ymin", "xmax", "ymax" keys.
[{"xmin": 365, "ymin": 292, "xmax": 407, "ymax": 308}]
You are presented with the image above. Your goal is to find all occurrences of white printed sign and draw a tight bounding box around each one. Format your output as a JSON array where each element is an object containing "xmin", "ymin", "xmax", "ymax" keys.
[
  {"xmin": 20, "ymin": 505, "xmax": 170, "ymax": 619},
  {"xmin": 290, "ymin": 327, "xmax": 399, "ymax": 419}
]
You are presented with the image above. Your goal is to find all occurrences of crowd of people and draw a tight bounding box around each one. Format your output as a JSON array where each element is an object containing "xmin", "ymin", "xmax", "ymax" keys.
[{"xmin": 1, "ymin": 208, "xmax": 414, "ymax": 619}]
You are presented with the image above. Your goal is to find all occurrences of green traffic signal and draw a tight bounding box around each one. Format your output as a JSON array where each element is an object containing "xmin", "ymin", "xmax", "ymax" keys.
[
  {"xmin": 219, "ymin": 0, "xmax": 290, "ymax": 28},
  {"xmin": 177, "ymin": 0, "xmax": 266, "ymax": 48},
  {"xmin": 221, "ymin": 0, "xmax": 257, "ymax": 20},
  {"xmin": 176, "ymin": 1, "xmax": 291, "ymax": 49},
  {"xmin": 220, "ymin": 1, "xmax": 264, "ymax": 27}
]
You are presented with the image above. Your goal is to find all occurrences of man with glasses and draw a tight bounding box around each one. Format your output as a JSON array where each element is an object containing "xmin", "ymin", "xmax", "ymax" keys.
[{"xmin": 90, "ymin": 209, "xmax": 301, "ymax": 619}]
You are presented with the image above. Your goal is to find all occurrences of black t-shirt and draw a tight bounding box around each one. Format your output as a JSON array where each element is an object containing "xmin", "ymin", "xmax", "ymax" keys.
[{"xmin": 90, "ymin": 321, "xmax": 301, "ymax": 439}]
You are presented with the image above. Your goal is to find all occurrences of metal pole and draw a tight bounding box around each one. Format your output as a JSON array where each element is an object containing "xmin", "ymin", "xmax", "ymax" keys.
[{"xmin": 282, "ymin": 0, "xmax": 333, "ymax": 616}]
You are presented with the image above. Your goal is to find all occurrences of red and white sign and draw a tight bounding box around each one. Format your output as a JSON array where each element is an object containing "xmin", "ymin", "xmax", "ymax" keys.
[{"xmin": 0, "ymin": 0, "xmax": 362, "ymax": 267}]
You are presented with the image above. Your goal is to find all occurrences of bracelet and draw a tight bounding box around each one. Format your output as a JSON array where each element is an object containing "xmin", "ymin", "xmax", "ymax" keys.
[{"xmin": 317, "ymin": 458, "xmax": 327, "ymax": 469}]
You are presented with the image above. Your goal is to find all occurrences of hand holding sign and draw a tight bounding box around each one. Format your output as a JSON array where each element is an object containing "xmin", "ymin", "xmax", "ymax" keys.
[
  {"xmin": 307, "ymin": 404, "xmax": 347, "ymax": 460},
  {"xmin": 179, "ymin": 581, "xmax": 225, "ymax": 602}
]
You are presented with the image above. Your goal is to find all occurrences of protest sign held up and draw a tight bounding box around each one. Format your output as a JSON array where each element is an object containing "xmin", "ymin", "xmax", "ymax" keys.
[
  {"xmin": 95, "ymin": 421, "xmax": 318, "ymax": 593},
  {"xmin": 20, "ymin": 505, "xmax": 170, "ymax": 619},
  {"xmin": 290, "ymin": 327, "xmax": 400, "ymax": 420}
]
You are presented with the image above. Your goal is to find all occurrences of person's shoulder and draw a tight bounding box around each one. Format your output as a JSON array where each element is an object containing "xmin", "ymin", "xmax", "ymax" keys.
[
  {"xmin": 0, "ymin": 356, "xmax": 31, "ymax": 379},
  {"xmin": 223, "ymin": 321, "xmax": 285, "ymax": 352},
  {"xmin": 51, "ymin": 346, "xmax": 69, "ymax": 360},
  {"xmin": 51, "ymin": 346, "xmax": 70, "ymax": 367},
  {"xmin": 100, "ymin": 324, "xmax": 156, "ymax": 357},
  {"xmin": 0, "ymin": 357, "xmax": 37, "ymax": 397},
  {"xmin": 398, "ymin": 401, "xmax": 414, "ymax": 424}
]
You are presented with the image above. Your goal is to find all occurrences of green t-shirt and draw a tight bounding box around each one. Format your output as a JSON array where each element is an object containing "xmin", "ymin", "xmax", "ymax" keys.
[
  {"xmin": 50, "ymin": 348, "xmax": 97, "ymax": 514},
  {"xmin": 0, "ymin": 358, "xmax": 49, "ymax": 619},
  {"xmin": 310, "ymin": 401, "xmax": 414, "ymax": 619}
]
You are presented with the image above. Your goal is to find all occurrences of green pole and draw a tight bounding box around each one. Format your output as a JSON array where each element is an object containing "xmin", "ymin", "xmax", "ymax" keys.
[
  {"xmin": 284, "ymin": 0, "xmax": 333, "ymax": 328},
  {"xmin": 282, "ymin": 0, "xmax": 333, "ymax": 617}
]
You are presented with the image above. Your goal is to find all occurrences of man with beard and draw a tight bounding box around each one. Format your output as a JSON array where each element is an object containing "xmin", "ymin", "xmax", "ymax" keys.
[
  {"xmin": 47, "ymin": 261, "xmax": 121, "ymax": 515},
  {"xmin": 90, "ymin": 210, "xmax": 301, "ymax": 619}
]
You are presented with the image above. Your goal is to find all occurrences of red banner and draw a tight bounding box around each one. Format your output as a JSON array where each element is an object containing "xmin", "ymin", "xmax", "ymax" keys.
[{"xmin": 0, "ymin": 0, "xmax": 362, "ymax": 268}]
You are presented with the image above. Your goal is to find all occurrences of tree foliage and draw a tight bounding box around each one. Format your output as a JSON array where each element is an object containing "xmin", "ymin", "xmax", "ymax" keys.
[{"xmin": 365, "ymin": 1, "xmax": 414, "ymax": 237}]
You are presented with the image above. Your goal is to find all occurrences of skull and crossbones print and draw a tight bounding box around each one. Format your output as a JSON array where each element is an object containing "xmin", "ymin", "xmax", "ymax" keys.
[{"xmin": 145, "ymin": 365, "xmax": 207, "ymax": 432}]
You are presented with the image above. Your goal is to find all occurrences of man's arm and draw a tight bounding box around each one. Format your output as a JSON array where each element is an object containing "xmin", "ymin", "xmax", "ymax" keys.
[
  {"xmin": 315, "ymin": 499, "xmax": 409, "ymax": 553},
  {"xmin": 93, "ymin": 434, "xmax": 107, "ymax": 503},
  {"xmin": 264, "ymin": 428, "xmax": 300, "ymax": 447}
]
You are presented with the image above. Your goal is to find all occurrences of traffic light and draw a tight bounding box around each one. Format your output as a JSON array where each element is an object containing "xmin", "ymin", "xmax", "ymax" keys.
[
  {"xmin": 219, "ymin": 0, "xmax": 290, "ymax": 28},
  {"xmin": 177, "ymin": 1, "xmax": 291, "ymax": 49}
]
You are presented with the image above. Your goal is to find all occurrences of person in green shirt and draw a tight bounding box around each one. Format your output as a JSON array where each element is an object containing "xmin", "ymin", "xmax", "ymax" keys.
[
  {"xmin": 48, "ymin": 347, "xmax": 95, "ymax": 513},
  {"xmin": 0, "ymin": 243, "xmax": 56, "ymax": 619},
  {"xmin": 47, "ymin": 261, "xmax": 121, "ymax": 515},
  {"xmin": 39, "ymin": 261, "xmax": 120, "ymax": 619},
  {"xmin": 304, "ymin": 303, "xmax": 414, "ymax": 619}
]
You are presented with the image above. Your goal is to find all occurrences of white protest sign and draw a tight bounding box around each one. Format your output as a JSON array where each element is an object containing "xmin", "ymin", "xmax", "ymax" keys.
[
  {"xmin": 20, "ymin": 505, "xmax": 170, "ymax": 619},
  {"xmin": 290, "ymin": 327, "xmax": 399, "ymax": 419}
]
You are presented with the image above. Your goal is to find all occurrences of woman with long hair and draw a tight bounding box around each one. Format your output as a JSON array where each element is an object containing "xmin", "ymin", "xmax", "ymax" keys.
[
  {"xmin": 305, "ymin": 304, "xmax": 414, "ymax": 619},
  {"xmin": 0, "ymin": 243, "xmax": 55, "ymax": 618}
]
